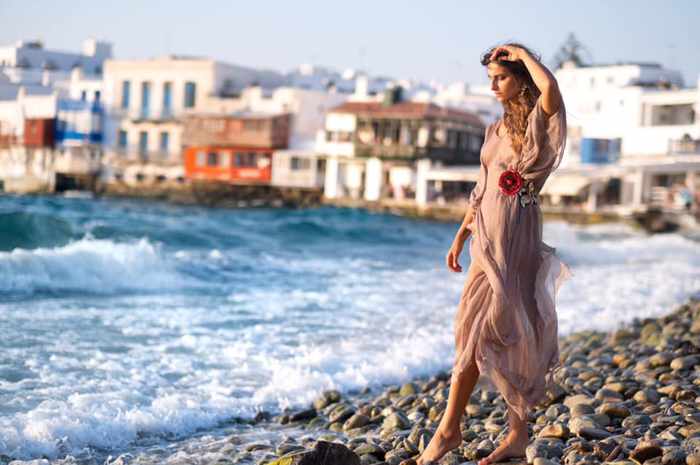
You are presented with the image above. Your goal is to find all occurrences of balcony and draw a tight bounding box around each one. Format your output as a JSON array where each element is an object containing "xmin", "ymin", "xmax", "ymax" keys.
[
  {"xmin": 0, "ymin": 134, "xmax": 19, "ymax": 148},
  {"xmin": 355, "ymin": 142, "xmax": 423, "ymax": 159},
  {"xmin": 182, "ymin": 114, "xmax": 290, "ymax": 149},
  {"xmin": 113, "ymin": 146, "xmax": 180, "ymax": 163},
  {"xmin": 668, "ymin": 137, "xmax": 700, "ymax": 154},
  {"xmin": 54, "ymin": 149, "xmax": 102, "ymax": 175}
]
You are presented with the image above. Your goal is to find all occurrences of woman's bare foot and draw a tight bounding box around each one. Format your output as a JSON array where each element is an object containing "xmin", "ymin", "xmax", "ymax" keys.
[
  {"xmin": 477, "ymin": 429, "xmax": 528, "ymax": 465},
  {"xmin": 414, "ymin": 428, "xmax": 462, "ymax": 465}
]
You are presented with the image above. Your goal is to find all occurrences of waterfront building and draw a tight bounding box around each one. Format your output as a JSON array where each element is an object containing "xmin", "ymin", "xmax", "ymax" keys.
[
  {"xmin": 183, "ymin": 112, "xmax": 290, "ymax": 184},
  {"xmin": 101, "ymin": 56, "xmax": 287, "ymax": 185},
  {"xmin": 318, "ymin": 86, "xmax": 485, "ymax": 202},
  {"xmin": 539, "ymin": 61, "xmax": 699, "ymax": 213},
  {"xmin": 416, "ymin": 62, "xmax": 699, "ymax": 218},
  {"xmin": 0, "ymin": 39, "xmax": 109, "ymax": 193}
]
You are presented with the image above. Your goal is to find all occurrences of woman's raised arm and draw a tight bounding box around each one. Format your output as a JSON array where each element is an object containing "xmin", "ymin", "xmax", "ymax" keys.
[{"xmin": 490, "ymin": 45, "xmax": 563, "ymax": 116}]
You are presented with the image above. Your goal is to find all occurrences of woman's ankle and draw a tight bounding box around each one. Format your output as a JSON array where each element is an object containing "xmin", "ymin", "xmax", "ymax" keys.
[{"xmin": 436, "ymin": 424, "xmax": 462, "ymax": 440}]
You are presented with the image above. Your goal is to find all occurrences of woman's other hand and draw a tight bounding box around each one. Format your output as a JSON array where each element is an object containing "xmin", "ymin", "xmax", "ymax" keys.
[{"xmin": 446, "ymin": 229, "xmax": 471, "ymax": 272}]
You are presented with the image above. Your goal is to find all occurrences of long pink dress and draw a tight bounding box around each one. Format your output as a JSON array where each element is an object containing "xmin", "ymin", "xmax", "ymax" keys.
[{"xmin": 453, "ymin": 94, "xmax": 573, "ymax": 422}]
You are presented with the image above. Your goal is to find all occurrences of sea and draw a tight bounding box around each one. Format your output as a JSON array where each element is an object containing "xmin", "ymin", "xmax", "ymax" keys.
[{"xmin": 1, "ymin": 194, "xmax": 699, "ymax": 464}]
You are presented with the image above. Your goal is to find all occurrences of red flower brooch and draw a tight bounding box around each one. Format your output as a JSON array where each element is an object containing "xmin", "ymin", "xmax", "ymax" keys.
[
  {"xmin": 498, "ymin": 169, "xmax": 524, "ymax": 196},
  {"xmin": 499, "ymin": 168, "xmax": 539, "ymax": 208}
]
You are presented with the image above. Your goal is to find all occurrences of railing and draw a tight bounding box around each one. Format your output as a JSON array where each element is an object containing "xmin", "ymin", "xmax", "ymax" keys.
[
  {"xmin": 112, "ymin": 147, "xmax": 180, "ymax": 163},
  {"xmin": 355, "ymin": 143, "xmax": 423, "ymax": 158},
  {"xmin": 0, "ymin": 134, "xmax": 19, "ymax": 148},
  {"xmin": 668, "ymin": 138, "xmax": 700, "ymax": 154}
]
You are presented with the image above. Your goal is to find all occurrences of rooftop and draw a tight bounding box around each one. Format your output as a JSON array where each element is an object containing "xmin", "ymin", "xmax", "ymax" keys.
[
  {"xmin": 561, "ymin": 60, "xmax": 663, "ymax": 70},
  {"xmin": 184, "ymin": 110, "xmax": 289, "ymax": 120},
  {"xmin": 329, "ymin": 101, "xmax": 484, "ymax": 127}
]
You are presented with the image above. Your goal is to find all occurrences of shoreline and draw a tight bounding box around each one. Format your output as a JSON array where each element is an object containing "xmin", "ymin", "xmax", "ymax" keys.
[
  {"xmin": 237, "ymin": 294, "xmax": 700, "ymax": 465},
  {"xmin": 2, "ymin": 290, "xmax": 699, "ymax": 464},
  {"xmin": 1, "ymin": 187, "xmax": 669, "ymax": 233}
]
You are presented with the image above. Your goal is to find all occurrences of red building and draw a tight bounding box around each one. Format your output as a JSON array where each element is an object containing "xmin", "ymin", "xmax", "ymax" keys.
[{"xmin": 183, "ymin": 113, "xmax": 290, "ymax": 184}]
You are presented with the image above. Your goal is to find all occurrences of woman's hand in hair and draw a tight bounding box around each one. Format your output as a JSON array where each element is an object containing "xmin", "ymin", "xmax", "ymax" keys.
[{"xmin": 489, "ymin": 45, "xmax": 525, "ymax": 63}]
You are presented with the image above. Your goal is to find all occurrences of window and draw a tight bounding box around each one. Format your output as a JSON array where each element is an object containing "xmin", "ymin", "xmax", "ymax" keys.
[
  {"xmin": 141, "ymin": 81, "xmax": 151, "ymax": 118},
  {"xmin": 219, "ymin": 152, "xmax": 229, "ymax": 167},
  {"xmin": 121, "ymin": 80, "xmax": 130, "ymax": 109},
  {"xmin": 162, "ymin": 82, "xmax": 172, "ymax": 117},
  {"xmin": 184, "ymin": 81, "xmax": 196, "ymax": 108},
  {"xmin": 196, "ymin": 150, "xmax": 206, "ymax": 166},
  {"xmin": 290, "ymin": 157, "xmax": 311, "ymax": 170},
  {"xmin": 470, "ymin": 135, "xmax": 481, "ymax": 151},
  {"xmin": 235, "ymin": 152, "xmax": 257, "ymax": 167},
  {"xmin": 207, "ymin": 152, "xmax": 218, "ymax": 166},
  {"xmin": 459, "ymin": 133, "xmax": 469, "ymax": 150},
  {"xmin": 138, "ymin": 131, "xmax": 148, "ymax": 157},
  {"xmin": 159, "ymin": 131, "xmax": 169, "ymax": 152},
  {"xmin": 448, "ymin": 130, "xmax": 457, "ymax": 149},
  {"xmin": 118, "ymin": 130, "xmax": 128, "ymax": 148}
]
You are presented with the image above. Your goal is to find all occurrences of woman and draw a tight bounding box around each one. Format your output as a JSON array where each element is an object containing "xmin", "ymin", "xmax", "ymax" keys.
[{"xmin": 403, "ymin": 43, "xmax": 572, "ymax": 465}]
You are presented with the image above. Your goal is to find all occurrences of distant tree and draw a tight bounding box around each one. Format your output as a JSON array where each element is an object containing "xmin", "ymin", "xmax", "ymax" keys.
[{"xmin": 552, "ymin": 33, "xmax": 592, "ymax": 69}]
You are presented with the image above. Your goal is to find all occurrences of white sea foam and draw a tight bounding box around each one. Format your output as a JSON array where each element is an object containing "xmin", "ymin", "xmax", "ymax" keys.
[
  {"xmin": 0, "ymin": 236, "xmax": 182, "ymax": 295},
  {"xmin": 1, "ymin": 221, "xmax": 699, "ymax": 460}
]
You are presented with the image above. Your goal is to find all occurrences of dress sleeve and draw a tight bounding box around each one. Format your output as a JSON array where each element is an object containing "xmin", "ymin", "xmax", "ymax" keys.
[
  {"xmin": 517, "ymin": 93, "xmax": 567, "ymax": 179},
  {"xmin": 467, "ymin": 124, "xmax": 491, "ymax": 212}
]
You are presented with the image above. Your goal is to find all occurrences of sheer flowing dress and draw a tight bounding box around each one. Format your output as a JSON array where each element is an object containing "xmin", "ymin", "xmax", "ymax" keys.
[{"xmin": 453, "ymin": 94, "xmax": 573, "ymax": 422}]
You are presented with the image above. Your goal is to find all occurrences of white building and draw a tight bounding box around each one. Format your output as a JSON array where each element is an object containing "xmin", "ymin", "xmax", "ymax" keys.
[
  {"xmin": 0, "ymin": 87, "xmax": 57, "ymax": 192},
  {"xmin": 541, "ymin": 60, "xmax": 700, "ymax": 212},
  {"xmin": 0, "ymin": 38, "xmax": 112, "ymax": 74},
  {"xmin": 0, "ymin": 38, "xmax": 111, "ymax": 193},
  {"xmin": 101, "ymin": 56, "xmax": 287, "ymax": 184},
  {"xmin": 319, "ymin": 89, "xmax": 485, "ymax": 202}
]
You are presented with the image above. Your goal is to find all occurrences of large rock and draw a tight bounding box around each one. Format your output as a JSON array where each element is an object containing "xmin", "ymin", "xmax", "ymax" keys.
[
  {"xmin": 328, "ymin": 405, "xmax": 355, "ymax": 423},
  {"xmin": 670, "ymin": 355, "xmax": 700, "ymax": 371},
  {"xmin": 343, "ymin": 413, "xmax": 370, "ymax": 431},
  {"xmin": 289, "ymin": 408, "xmax": 317, "ymax": 422},
  {"xmin": 568, "ymin": 415, "xmax": 611, "ymax": 439},
  {"xmin": 525, "ymin": 438, "xmax": 565, "ymax": 463},
  {"xmin": 598, "ymin": 402, "xmax": 631, "ymax": 418},
  {"xmin": 629, "ymin": 440, "xmax": 663, "ymax": 464},
  {"xmin": 267, "ymin": 440, "xmax": 360, "ymax": 465},
  {"xmin": 313, "ymin": 390, "xmax": 342, "ymax": 410},
  {"xmin": 537, "ymin": 422, "xmax": 570, "ymax": 440},
  {"xmin": 563, "ymin": 394, "xmax": 594, "ymax": 410},
  {"xmin": 399, "ymin": 382, "xmax": 418, "ymax": 396},
  {"xmin": 382, "ymin": 411, "xmax": 411, "ymax": 433}
]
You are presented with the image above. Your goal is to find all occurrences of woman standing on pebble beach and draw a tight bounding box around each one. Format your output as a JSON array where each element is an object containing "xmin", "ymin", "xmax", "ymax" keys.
[{"xmin": 402, "ymin": 43, "xmax": 572, "ymax": 465}]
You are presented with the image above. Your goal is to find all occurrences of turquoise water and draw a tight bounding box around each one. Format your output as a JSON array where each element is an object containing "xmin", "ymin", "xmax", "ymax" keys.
[{"xmin": 1, "ymin": 194, "xmax": 699, "ymax": 462}]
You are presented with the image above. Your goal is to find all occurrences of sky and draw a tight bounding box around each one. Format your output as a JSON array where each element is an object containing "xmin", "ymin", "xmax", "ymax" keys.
[{"xmin": 1, "ymin": 0, "xmax": 699, "ymax": 88}]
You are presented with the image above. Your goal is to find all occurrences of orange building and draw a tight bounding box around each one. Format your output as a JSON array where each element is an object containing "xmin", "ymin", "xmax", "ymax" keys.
[
  {"xmin": 184, "ymin": 146, "xmax": 273, "ymax": 183},
  {"xmin": 183, "ymin": 112, "xmax": 290, "ymax": 184}
]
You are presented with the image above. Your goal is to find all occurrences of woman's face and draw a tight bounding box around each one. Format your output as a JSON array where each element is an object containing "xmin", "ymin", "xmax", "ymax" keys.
[{"xmin": 487, "ymin": 62, "xmax": 520, "ymax": 103}]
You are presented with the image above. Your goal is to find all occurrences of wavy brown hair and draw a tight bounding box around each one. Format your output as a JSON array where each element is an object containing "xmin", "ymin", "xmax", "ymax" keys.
[{"xmin": 480, "ymin": 42, "xmax": 541, "ymax": 155}]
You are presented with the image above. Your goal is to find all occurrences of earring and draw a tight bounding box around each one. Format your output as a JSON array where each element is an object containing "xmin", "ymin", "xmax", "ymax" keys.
[{"xmin": 519, "ymin": 85, "xmax": 527, "ymax": 96}]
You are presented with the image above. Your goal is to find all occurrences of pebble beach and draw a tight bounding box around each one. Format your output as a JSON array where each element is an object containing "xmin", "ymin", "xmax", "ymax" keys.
[{"xmin": 233, "ymin": 295, "xmax": 700, "ymax": 465}]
